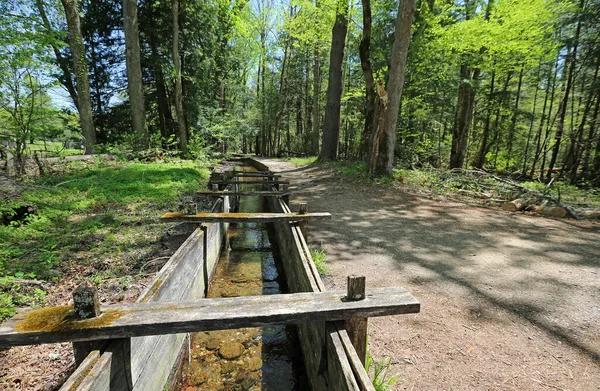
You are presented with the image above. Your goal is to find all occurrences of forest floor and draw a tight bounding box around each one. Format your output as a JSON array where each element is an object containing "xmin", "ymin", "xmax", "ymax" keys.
[{"xmin": 259, "ymin": 158, "xmax": 600, "ymax": 391}]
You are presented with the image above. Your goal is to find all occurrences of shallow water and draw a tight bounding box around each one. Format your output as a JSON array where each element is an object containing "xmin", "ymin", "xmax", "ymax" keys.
[{"xmin": 175, "ymin": 179, "xmax": 305, "ymax": 391}]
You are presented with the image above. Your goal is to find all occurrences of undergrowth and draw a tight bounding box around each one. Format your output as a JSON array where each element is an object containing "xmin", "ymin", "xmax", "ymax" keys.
[
  {"xmin": 309, "ymin": 247, "xmax": 328, "ymax": 275},
  {"xmin": 0, "ymin": 159, "xmax": 209, "ymax": 320},
  {"xmin": 366, "ymin": 341, "xmax": 402, "ymax": 391}
]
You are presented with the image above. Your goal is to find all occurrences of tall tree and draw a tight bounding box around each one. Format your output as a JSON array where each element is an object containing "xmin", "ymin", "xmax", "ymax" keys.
[
  {"xmin": 172, "ymin": 0, "xmax": 187, "ymax": 155},
  {"xmin": 123, "ymin": 0, "xmax": 147, "ymax": 150},
  {"xmin": 320, "ymin": 0, "xmax": 349, "ymax": 160},
  {"xmin": 372, "ymin": 0, "xmax": 416, "ymax": 176},
  {"xmin": 61, "ymin": 0, "xmax": 96, "ymax": 153}
]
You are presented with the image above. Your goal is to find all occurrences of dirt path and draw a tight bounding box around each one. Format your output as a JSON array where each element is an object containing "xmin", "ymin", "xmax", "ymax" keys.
[{"xmin": 258, "ymin": 158, "xmax": 600, "ymax": 391}]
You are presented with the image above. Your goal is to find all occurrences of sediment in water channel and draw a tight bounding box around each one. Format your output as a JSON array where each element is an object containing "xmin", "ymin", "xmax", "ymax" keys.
[{"xmin": 174, "ymin": 172, "xmax": 306, "ymax": 390}]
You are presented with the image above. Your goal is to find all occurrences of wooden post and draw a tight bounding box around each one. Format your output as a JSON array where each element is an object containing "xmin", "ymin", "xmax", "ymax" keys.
[
  {"xmin": 282, "ymin": 183, "xmax": 289, "ymax": 205},
  {"xmin": 298, "ymin": 202, "xmax": 308, "ymax": 240},
  {"xmin": 72, "ymin": 284, "xmax": 106, "ymax": 365},
  {"xmin": 345, "ymin": 275, "xmax": 368, "ymax": 366}
]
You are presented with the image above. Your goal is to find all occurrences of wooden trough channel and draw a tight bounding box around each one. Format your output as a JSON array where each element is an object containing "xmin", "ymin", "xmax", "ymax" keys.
[{"xmin": 0, "ymin": 158, "xmax": 420, "ymax": 390}]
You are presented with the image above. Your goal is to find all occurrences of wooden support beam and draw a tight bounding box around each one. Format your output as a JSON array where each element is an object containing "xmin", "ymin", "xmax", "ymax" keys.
[
  {"xmin": 196, "ymin": 190, "xmax": 290, "ymax": 197},
  {"xmin": 298, "ymin": 202, "xmax": 309, "ymax": 239},
  {"xmin": 160, "ymin": 211, "xmax": 331, "ymax": 223},
  {"xmin": 225, "ymin": 172, "xmax": 281, "ymax": 178},
  {"xmin": 345, "ymin": 275, "xmax": 368, "ymax": 365},
  {"xmin": 0, "ymin": 288, "xmax": 420, "ymax": 347},
  {"xmin": 209, "ymin": 180, "xmax": 290, "ymax": 186}
]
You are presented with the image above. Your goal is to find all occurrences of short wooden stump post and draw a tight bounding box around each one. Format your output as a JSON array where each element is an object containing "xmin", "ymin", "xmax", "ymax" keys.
[
  {"xmin": 282, "ymin": 183, "xmax": 290, "ymax": 205},
  {"xmin": 345, "ymin": 275, "xmax": 368, "ymax": 365},
  {"xmin": 71, "ymin": 283, "xmax": 134, "ymax": 389},
  {"xmin": 72, "ymin": 283, "xmax": 104, "ymax": 365},
  {"xmin": 298, "ymin": 202, "xmax": 308, "ymax": 240}
]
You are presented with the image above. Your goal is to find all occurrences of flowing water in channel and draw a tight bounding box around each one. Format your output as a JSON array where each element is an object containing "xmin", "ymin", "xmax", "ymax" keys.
[{"xmin": 175, "ymin": 181, "xmax": 305, "ymax": 391}]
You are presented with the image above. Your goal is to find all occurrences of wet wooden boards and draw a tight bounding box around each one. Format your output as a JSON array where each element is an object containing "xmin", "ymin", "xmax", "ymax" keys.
[
  {"xmin": 0, "ymin": 288, "xmax": 419, "ymax": 347},
  {"xmin": 196, "ymin": 190, "xmax": 289, "ymax": 196}
]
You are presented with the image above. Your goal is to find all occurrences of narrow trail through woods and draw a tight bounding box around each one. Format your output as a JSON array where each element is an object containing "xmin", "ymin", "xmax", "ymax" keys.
[{"xmin": 259, "ymin": 158, "xmax": 600, "ymax": 391}]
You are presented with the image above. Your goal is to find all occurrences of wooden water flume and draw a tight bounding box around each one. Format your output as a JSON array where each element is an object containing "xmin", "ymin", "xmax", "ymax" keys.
[{"xmin": 0, "ymin": 160, "xmax": 421, "ymax": 391}]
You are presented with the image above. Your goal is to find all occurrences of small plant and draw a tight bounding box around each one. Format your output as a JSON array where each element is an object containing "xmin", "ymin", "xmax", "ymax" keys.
[
  {"xmin": 366, "ymin": 341, "xmax": 402, "ymax": 391},
  {"xmin": 309, "ymin": 247, "xmax": 328, "ymax": 275}
]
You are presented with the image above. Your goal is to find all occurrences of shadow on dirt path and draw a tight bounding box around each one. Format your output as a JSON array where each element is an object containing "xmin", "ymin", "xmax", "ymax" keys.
[{"xmin": 260, "ymin": 158, "xmax": 600, "ymax": 391}]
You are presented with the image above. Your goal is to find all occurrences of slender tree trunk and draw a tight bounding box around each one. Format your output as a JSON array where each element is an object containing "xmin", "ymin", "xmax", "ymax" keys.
[
  {"xmin": 172, "ymin": 0, "xmax": 187, "ymax": 155},
  {"xmin": 581, "ymin": 93, "xmax": 600, "ymax": 179},
  {"xmin": 311, "ymin": 47, "xmax": 320, "ymax": 155},
  {"xmin": 273, "ymin": 38, "xmax": 291, "ymax": 157},
  {"xmin": 373, "ymin": 0, "xmax": 416, "ymax": 176},
  {"xmin": 547, "ymin": 0, "xmax": 584, "ymax": 178},
  {"xmin": 123, "ymin": 0, "xmax": 147, "ymax": 150},
  {"xmin": 450, "ymin": 64, "xmax": 479, "ymax": 168},
  {"xmin": 473, "ymin": 68, "xmax": 496, "ymax": 169},
  {"xmin": 35, "ymin": 0, "xmax": 78, "ymax": 109},
  {"xmin": 505, "ymin": 63, "xmax": 525, "ymax": 170},
  {"xmin": 522, "ymin": 65, "xmax": 542, "ymax": 176},
  {"xmin": 61, "ymin": 0, "xmax": 96, "ymax": 153},
  {"xmin": 320, "ymin": 0, "xmax": 349, "ymax": 160},
  {"xmin": 359, "ymin": 0, "xmax": 375, "ymax": 160},
  {"xmin": 568, "ymin": 57, "xmax": 599, "ymax": 182}
]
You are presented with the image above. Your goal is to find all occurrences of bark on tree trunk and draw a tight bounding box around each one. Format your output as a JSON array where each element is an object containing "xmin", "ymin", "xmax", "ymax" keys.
[
  {"xmin": 172, "ymin": 0, "xmax": 187, "ymax": 155},
  {"xmin": 546, "ymin": 0, "xmax": 584, "ymax": 179},
  {"xmin": 312, "ymin": 47, "xmax": 320, "ymax": 155},
  {"xmin": 61, "ymin": 0, "xmax": 96, "ymax": 153},
  {"xmin": 450, "ymin": 64, "xmax": 479, "ymax": 169},
  {"xmin": 505, "ymin": 63, "xmax": 525, "ymax": 170},
  {"xmin": 320, "ymin": 0, "xmax": 349, "ymax": 160},
  {"xmin": 35, "ymin": 0, "xmax": 79, "ymax": 109},
  {"xmin": 374, "ymin": 0, "xmax": 415, "ymax": 176},
  {"xmin": 359, "ymin": 0, "xmax": 375, "ymax": 161},
  {"xmin": 123, "ymin": 0, "xmax": 147, "ymax": 150},
  {"xmin": 473, "ymin": 68, "xmax": 496, "ymax": 169}
]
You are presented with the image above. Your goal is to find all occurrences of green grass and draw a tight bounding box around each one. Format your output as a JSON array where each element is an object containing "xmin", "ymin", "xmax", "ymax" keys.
[
  {"xmin": 284, "ymin": 156, "xmax": 317, "ymax": 165},
  {"xmin": 0, "ymin": 160, "xmax": 209, "ymax": 320},
  {"xmin": 393, "ymin": 168, "xmax": 600, "ymax": 208},
  {"xmin": 366, "ymin": 341, "xmax": 402, "ymax": 391},
  {"xmin": 310, "ymin": 247, "xmax": 328, "ymax": 275},
  {"xmin": 27, "ymin": 140, "xmax": 83, "ymax": 157}
]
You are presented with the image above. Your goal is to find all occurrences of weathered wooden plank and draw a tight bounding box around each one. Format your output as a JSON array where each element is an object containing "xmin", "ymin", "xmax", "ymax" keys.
[
  {"xmin": 0, "ymin": 288, "xmax": 419, "ymax": 347},
  {"xmin": 160, "ymin": 211, "xmax": 331, "ymax": 223},
  {"xmin": 59, "ymin": 350, "xmax": 101, "ymax": 391},
  {"xmin": 225, "ymin": 172, "xmax": 281, "ymax": 178},
  {"xmin": 196, "ymin": 190, "xmax": 289, "ymax": 196},
  {"xmin": 209, "ymin": 180, "xmax": 289, "ymax": 185}
]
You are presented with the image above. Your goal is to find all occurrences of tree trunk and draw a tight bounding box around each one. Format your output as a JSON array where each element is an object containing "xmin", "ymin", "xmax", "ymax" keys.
[
  {"xmin": 450, "ymin": 64, "xmax": 479, "ymax": 169},
  {"xmin": 123, "ymin": 0, "xmax": 147, "ymax": 150},
  {"xmin": 473, "ymin": 68, "xmax": 496, "ymax": 169},
  {"xmin": 505, "ymin": 63, "xmax": 525, "ymax": 170},
  {"xmin": 311, "ymin": 47, "xmax": 320, "ymax": 155},
  {"xmin": 172, "ymin": 0, "xmax": 187, "ymax": 155},
  {"xmin": 373, "ymin": 0, "xmax": 416, "ymax": 176},
  {"xmin": 35, "ymin": 0, "xmax": 78, "ymax": 109},
  {"xmin": 320, "ymin": 0, "xmax": 349, "ymax": 160},
  {"xmin": 567, "ymin": 57, "xmax": 599, "ymax": 183},
  {"xmin": 546, "ymin": 0, "xmax": 584, "ymax": 179},
  {"xmin": 581, "ymin": 92, "xmax": 600, "ymax": 180},
  {"xmin": 359, "ymin": 0, "xmax": 375, "ymax": 161},
  {"xmin": 522, "ymin": 65, "xmax": 542, "ymax": 176},
  {"xmin": 61, "ymin": 0, "xmax": 96, "ymax": 153}
]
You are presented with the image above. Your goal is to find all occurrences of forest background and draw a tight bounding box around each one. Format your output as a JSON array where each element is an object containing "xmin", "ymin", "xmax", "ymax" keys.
[{"xmin": 1, "ymin": 0, "xmax": 599, "ymax": 185}]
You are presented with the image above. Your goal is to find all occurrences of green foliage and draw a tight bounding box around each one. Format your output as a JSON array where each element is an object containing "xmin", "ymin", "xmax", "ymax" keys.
[
  {"xmin": 309, "ymin": 247, "xmax": 328, "ymax": 275},
  {"xmin": 366, "ymin": 341, "xmax": 401, "ymax": 391},
  {"xmin": 286, "ymin": 156, "xmax": 318, "ymax": 165},
  {"xmin": 0, "ymin": 161, "xmax": 209, "ymax": 281}
]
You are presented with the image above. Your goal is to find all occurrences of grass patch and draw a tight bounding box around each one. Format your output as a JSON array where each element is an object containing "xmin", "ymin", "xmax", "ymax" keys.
[
  {"xmin": 309, "ymin": 247, "xmax": 328, "ymax": 275},
  {"xmin": 282, "ymin": 156, "xmax": 317, "ymax": 165},
  {"xmin": 366, "ymin": 342, "xmax": 402, "ymax": 391},
  {"xmin": 393, "ymin": 168, "xmax": 600, "ymax": 209},
  {"xmin": 0, "ymin": 159, "xmax": 209, "ymax": 320},
  {"xmin": 27, "ymin": 140, "xmax": 83, "ymax": 157}
]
